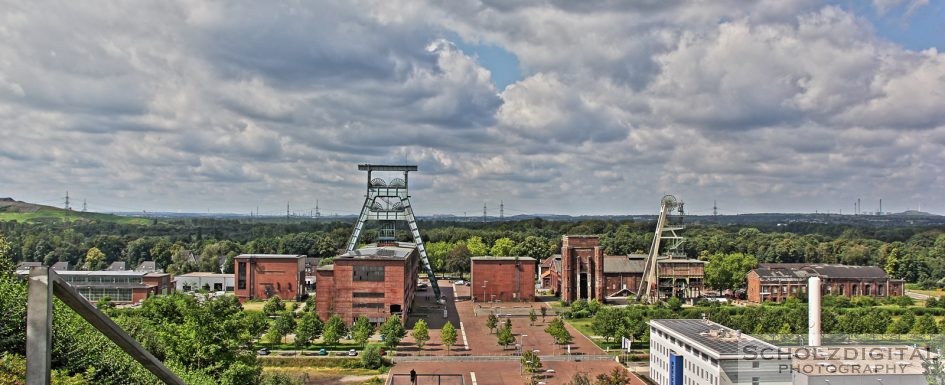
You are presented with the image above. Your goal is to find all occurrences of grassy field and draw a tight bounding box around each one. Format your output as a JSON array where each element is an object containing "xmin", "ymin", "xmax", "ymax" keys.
[
  {"xmin": 242, "ymin": 300, "xmax": 300, "ymax": 312},
  {"xmin": 0, "ymin": 207, "xmax": 150, "ymax": 225}
]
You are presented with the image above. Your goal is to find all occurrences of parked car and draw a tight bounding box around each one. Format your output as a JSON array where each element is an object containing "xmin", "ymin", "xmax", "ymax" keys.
[
  {"xmin": 317, "ymin": 348, "xmax": 328, "ymax": 356},
  {"xmin": 454, "ymin": 280, "xmax": 466, "ymax": 285},
  {"xmin": 347, "ymin": 349, "xmax": 358, "ymax": 356},
  {"xmin": 257, "ymin": 348, "xmax": 269, "ymax": 356}
]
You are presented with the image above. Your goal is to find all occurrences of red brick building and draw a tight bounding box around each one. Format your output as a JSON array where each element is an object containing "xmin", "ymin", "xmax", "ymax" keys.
[
  {"xmin": 746, "ymin": 263, "xmax": 905, "ymax": 303},
  {"xmin": 234, "ymin": 254, "xmax": 306, "ymax": 302},
  {"xmin": 471, "ymin": 256, "xmax": 536, "ymax": 302},
  {"xmin": 544, "ymin": 235, "xmax": 705, "ymax": 303},
  {"xmin": 15, "ymin": 268, "xmax": 173, "ymax": 304},
  {"xmin": 315, "ymin": 243, "xmax": 419, "ymax": 325}
]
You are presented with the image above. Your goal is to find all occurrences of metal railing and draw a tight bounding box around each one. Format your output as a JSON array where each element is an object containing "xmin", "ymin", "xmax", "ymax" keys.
[{"xmin": 26, "ymin": 267, "xmax": 184, "ymax": 385}]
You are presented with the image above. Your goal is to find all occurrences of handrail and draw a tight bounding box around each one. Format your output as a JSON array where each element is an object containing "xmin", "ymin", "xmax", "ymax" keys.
[{"xmin": 26, "ymin": 267, "xmax": 185, "ymax": 385}]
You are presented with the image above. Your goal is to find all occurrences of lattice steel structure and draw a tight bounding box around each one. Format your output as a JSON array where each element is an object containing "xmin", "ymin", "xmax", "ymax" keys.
[
  {"xmin": 636, "ymin": 194, "xmax": 686, "ymax": 302},
  {"xmin": 346, "ymin": 164, "xmax": 442, "ymax": 300}
]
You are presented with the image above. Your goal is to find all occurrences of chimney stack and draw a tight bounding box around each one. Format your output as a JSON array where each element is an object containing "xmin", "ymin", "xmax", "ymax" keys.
[{"xmin": 808, "ymin": 276, "xmax": 822, "ymax": 346}]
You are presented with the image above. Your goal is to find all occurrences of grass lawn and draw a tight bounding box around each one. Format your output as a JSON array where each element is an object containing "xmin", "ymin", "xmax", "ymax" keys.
[
  {"xmin": 564, "ymin": 318, "xmax": 621, "ymax": 350},
  {"xmin": 0, "ymin": 208, "xmax": 150, "ymax": 224},
  {"xmin": 242, "ymin": 300, "xmax": 299, "ymax": 312}
]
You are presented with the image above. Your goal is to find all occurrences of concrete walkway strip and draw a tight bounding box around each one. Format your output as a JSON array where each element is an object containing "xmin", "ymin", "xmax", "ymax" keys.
[{"xmin": 460, "ymin": 321, "xmax": 469, "ymax": 350}]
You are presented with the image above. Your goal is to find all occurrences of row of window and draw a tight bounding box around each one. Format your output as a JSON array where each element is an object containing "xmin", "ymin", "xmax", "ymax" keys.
[
  {"xmin": 353, "ymin": 292, "xmax": 385, "ymax": 298},
  {"xmin": 353, "ymin": 265, "xmax": 385, "ymax": 282},
  {"xmin": 76, "ymin": 287, "xmax": 133, "ymax": 302},
  {"xmin": 353, "ymin": 303, "xmax": 384, "ymax": 309},
  {"xmin": 62, "ymin": 275, "xmax": 141, "ymax": 284}
]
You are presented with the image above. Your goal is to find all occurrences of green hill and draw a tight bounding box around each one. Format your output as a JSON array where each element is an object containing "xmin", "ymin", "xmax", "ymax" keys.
[{"xmin": 0, "ymin": 197, "xmax": 149, "ymax": 225}]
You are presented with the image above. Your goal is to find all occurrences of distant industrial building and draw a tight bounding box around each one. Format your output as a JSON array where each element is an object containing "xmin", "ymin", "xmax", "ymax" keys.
[
  {"xmin": 649, "ymin": 318, "xmax": 791, "ymax": 385},
  {"xmin": 174, "ymin": 272, "xmax": 235, "ymax": 292},
  {"xmin": 315, "ymin": 243, "xmax": 419, "ymax": 325},
  {"xmin": 746, "ymin": 264, "xmax": 904, "ymax": 303},
  {"xmin": 543, "ymin": 235, "xmax": 705, "ymax": 303},
  {"xmin": 471, "ymin": 256, "xmax": 536, "ymax": 302},
  {"xmin": 234, "ymin": 254, "xmax": 306, "ymax": 302},
  {"xmin": 15, "ymin": 268, "xmax": 172, "ymax": 304}
]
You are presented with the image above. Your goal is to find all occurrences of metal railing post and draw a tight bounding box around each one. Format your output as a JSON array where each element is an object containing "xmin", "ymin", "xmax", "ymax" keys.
[{"xmin": 27, "ymin": 267, "xmax": 53, "ymax": 385}]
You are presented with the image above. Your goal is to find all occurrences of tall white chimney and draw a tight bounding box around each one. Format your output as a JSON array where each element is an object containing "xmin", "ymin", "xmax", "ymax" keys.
[{"xmin": 808, "ymin": 276, "xmax": 822, "ymax": 346}]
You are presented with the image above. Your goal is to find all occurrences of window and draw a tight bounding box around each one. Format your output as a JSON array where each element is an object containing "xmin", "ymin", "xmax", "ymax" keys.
[
  {"xmin": 353, "ymin": 303, "xmax": 384, "ymax": 309},
  {"xmin": 353, "ymin": 292, "xmax": 385, "ymax": 298},
  {"xmin": 353, "ymin": 265, "xmax": 385, "ymax": 282},
  {"xmin": 237, "ymin": 262, "xmax": 247, "ymax": 290}
]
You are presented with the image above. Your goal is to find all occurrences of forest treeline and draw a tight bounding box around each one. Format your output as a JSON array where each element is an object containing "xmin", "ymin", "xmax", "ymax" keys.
[{"xmin": 1, "ymin": 217, "xmax": 944, "ymax": 286}]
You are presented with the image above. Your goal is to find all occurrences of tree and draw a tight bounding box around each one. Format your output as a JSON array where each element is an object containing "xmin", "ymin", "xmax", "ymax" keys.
[
  {"xmin": 540, "ymin": 307, "xmax": 547, "ymax": 322},
  {"xmin": 242, "ymin": 311, "xmax": 271, "ymax": 339},
  {"xmin": 411, "ymin": 319, "xmax": 430, "ymax": 352},
  {"xmin": 591, "ymin": 307, "xmax": 621, "ymax": 342},
  {"xmin": 490, "ymin": 237, "xmax": 516, "ymax": 257},
  {"xmin": 441, "ymin": 322, "xmax": 457, "ymax": 354},
  {"xmin": 264, "ymin": 323, "xmax": 282, "ymax": 346},
  {"xmin": 0, "ymin": 233, "xmax": 12, "ymax": 275},
  {"xmin": 505, "ymin": 317, "xmax": 512, "ymax": 330},
  {"xmin": 703, "ymin": 252, "xmax": 758, "ymax": 293},
  {"xmin": 521, "ymin": 350, "xmax": 543, "ymax": 380},
  {"xmin": 512, "ymin": 236, "xmax": 555, "ymax": 260},
  {"xmin": 497, "ymin": 323, "xmax": 515, "ymax": 349},
  {"xmin": 566, "ymin": 372, "xmax": 592, "ymax": 385},
  {"xmin": 595, "ymin": 367, "xmax": 632, "ymax": 385},
  {"xmin": 83, "ymin": 247, "xmax": 106, "ymax": 271},
  {"xmin": 911, "ymin": 314, "xmax": 939, "ymax": 334},
  {"xmin": 887, "ymin": 312, "xmax": 916, "ymax": 334},
  {"xmin": 379, "ymin": 315, "xmax": 406, "ymax": 350},
  {"xmin": 444, "ymin": 243, "xmax": 471, "ymax": 276},
  {"xmin": 361, "ymin": 345, "xmax": 383, "ymax": 370},
  {"xmin": 273, "ymin": 311, "xmax": 296, "ymax": 344},
  {"xmin": 545, "ymin": 318, "xmax": 573, "ymax": 345},
  {"xmin": 486, "ymin": 313, "xmax": 499, "ymax": 334},
  {"xmin": 322, "ymin": 314, "xmax": 347, "ymax": 346},
  {"xmin": 352, "ymin": 315, "xmax": 375, "ymax": 347},
  {"xmin": 529, "ymin": 308, "xmax": 537, "ymax": 325},
  {"xmin": 666, "ymin": 296, "xmax": 682, "ymax": 312},
  {"xmin": 262, "ymin": 296, "xmax": 285, "ymax": 316},
  {"xmin": 466, "ymin": 237, "xmax": 488, "ymax": 256},
  {"xmin": 294, "ymin": 311, "xmax": 323, "ymax": 348}
]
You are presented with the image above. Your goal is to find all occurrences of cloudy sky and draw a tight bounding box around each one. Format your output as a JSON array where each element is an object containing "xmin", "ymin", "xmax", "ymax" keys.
[{"xmin": 1, "ymin": 0, "xmax": 944, "ymax": 216}]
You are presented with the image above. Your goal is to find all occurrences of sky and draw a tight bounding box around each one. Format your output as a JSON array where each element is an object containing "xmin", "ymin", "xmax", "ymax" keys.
[{"xmin": 1, "ymin": 0, "xmax": 944, "ymax": 217}]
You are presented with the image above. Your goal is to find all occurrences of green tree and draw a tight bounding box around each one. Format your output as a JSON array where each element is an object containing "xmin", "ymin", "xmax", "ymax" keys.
[
  {"xmin": 262, "ymin": 296, "xmax": 285, "ymax": 316},
  {"xmin": 411, "ymin": 319, "xmax": 430, "ymax": 352},
  {"xmin": 704, "ymin": 252, "xmax": 758, "ymax": 292},
  {"xmin": 361, "ymin": 345, "xmax": 383, "ymax": 370},
  {"xmin": 352, "ymin": 315, "xmax": 375, "ymax": 347},
  {"xmin": 591, "ymin": 307, "xmax": 621, "ymax": 342},
  {"xmin": 0, "ymin": 233, "xmax": 12, "ymax": 275},
  {"xmin": 511, "ymin": 236, "xmax": 555, "ymax": 260},
  {"xmin": 595, "ymin": 367, "xmax": 632, "ymax": 385},
  {"xmin": 444, "ymin": 243, "xmax": 471, "ymax": 276},
  {"xmin": 441, "ymin": 322, "xmax": 457, "ymax": 354},
  {"xmin": 497, "ymin": 323, "xmax": 515, "ymax": 349},
  {"xmin": 666, "ymin": 296, "xmax": 682, "ymax": 312},
  {"xmin": 294, "ymin": 311, "xmax": 323, "ymax": 348},
  {"xmin": 521, "ymin": 350, "xmax": 543, "ymax": 379},
  {"xmin": 379, "ymin": 315, "xmax": 406, "ymax": 349},
  {"xmin": 566, "ymin": 372, "xmax": 592, "ymax": 385},
  {"xmin": 83, "ymin": 247, "xmax": 106, "ymax": 271},
  {"xmin": 887, "ymin": 312, "xmax": 916, "ymax": 334},
  {"xmin": 529, "ymin": 308, "xmax": 538, "ymax": 325},
  {"xmin": 322, "ymin": 314, "xmax": 347, "ymax": 346},
  {"xmin": 545, "ymin": 318, "xmax": 573, "ymax": 345},
  {"xmin": 540, "ymin": 307, "xmax": 547, "ymax": 322},
  {"xmin": 273, "ymin": 311, "xmax": 296, "ymax": 344},
  {"xmin": 490, "ymin": 237, "xmax": 516, "ymax": 257},
  {"xmin": 466, "ymin": 236, "xmax": 489, "ymax": 256},
  {"xmin": 911, "ymin": 314, "xmax": 939, "ymax": 334},
  {"xmin": 486, "ymin": 313, "xmax": 499, "ymax": 334}
]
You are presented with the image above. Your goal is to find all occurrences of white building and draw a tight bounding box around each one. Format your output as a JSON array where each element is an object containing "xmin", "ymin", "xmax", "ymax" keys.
[
  {"xmin": 174, "ymin": 272, "xmax": 235, "ymax": 292},
  {"xmin": 649, "ymin": 319, "xmax": 792, "ymax": 385}
]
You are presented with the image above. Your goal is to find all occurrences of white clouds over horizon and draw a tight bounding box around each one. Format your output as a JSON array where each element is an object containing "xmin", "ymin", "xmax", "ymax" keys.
[{"xmin": 0, "ymin": 0, "xmax": 943, "ymax": 215}]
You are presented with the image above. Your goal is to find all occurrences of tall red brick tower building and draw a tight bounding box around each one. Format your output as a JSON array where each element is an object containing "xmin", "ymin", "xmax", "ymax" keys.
[{"xmin": 560, "ymin": 235, "xmax": 605, "ymax": 303}]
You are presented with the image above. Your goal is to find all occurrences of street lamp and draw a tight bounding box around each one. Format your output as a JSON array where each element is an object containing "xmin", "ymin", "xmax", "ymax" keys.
[{"xmin": 482, "ymin": 280, "xmax": 488, "ymax": 303}]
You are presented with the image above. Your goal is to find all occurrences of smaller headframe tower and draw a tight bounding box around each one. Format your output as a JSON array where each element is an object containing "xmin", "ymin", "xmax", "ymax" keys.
[
  {"xmin": 636, "ymin": 194, "xmax": 685, "ymax": 302},
  {"xmin": 346, "ymin": 164, "xmax": 442, "ymax": 300}
]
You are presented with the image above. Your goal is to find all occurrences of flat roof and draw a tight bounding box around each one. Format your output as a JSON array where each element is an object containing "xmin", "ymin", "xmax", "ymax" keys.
[
  {"xmin": 650, "ymin": 319, "xmax": 782, "ymax": 359},
  {"xmin": 471, "ymin": 256, "xmax": 536, "ymax": 261},
  {"xmin": 336, "ymin": 243, "xmax": 416, "ymax": 260},
  {"xmin": 236, "ymin": 254, "xmax": 305, "ymax": 259},
  {"xmin": 175, "ymin": 272, "xmax": 232, "ymax": 278}
]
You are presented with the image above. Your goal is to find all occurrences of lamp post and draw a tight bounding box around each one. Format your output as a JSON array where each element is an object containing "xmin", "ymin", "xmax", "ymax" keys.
[{"xmin": 482, "ymin": 281, "xmax": 488, "ymax": 303}]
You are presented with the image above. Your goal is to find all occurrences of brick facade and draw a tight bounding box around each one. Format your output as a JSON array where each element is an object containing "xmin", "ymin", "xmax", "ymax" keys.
[
  {"xmin": 315, "ymin": 244, "xmax": 419, "ymax": 325},
  {"xmin": 471, "ymin": 257, "xmax": 536, "ymax": 302},
  {"xmin": 747, "ymin": 264, "xmax": 905, "ymax": 303},
  {"xmin": 234, "ymin": 254, "xmax": 306, "ymax": 302},
  {"xmin": 560, "ymin": 235, "xmax": 605, "ymax": 303}
]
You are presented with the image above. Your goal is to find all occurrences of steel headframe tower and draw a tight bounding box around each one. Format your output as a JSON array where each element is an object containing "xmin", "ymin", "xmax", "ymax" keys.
[
  {"xmin": 346, "ymin": 164, "xmax": 442, "ymax": 300},
  {"xmin": 636, "ymin": 194, "xmax": 685, "ymax": 302}
]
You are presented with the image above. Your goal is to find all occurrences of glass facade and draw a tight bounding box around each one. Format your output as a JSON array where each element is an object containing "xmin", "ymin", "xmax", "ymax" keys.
[{"xmin": 76, "ymin": 287, "xmax": 133, "ymax": 302}]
